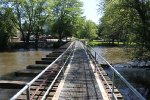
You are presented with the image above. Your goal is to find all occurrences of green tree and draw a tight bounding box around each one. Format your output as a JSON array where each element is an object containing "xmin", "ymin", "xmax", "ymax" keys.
[
  {"xmin": 98, "ymin": 0, "xmax": 150, "ymax": 59},
  {"xmin": 0, "ymin": 6, "xmax": 16, "ymax": 49},
  {"xmin": 73, "ymin": 16, "xmax": 86, "ymax": 39},
  {"xmin": 122, "ymin": 0, "xmax": 150, "ymax": 50},
  {"xmin": 73, "ymin": 18, "xmax": 98, "ymax": 41},
  {"xmin": 82, "ymin": 20, "xmax": 98, "ymax": 41},
  {"xmin": 51, "ymin": 0, "xmax": 83, "ymax": 41},
  {"xmin": 2, "ymin": 0, "xmax": 51, "ymax": 47}
]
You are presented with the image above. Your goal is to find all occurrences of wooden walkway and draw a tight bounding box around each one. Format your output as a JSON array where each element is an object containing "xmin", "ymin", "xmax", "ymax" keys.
[{"xmin": 53, "ymin": 41, "xmax": 106, "ymax": 100}]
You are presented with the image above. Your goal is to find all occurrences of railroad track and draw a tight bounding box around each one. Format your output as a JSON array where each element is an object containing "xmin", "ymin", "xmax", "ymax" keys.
[
  {"xmin": 87, "ymin": 49, "xmax": 123, "ymax": 100},
  {"xmin": 9, "ymin": 41, "xmax": 132, "ymax": 100},
  {"xmin": 0, "ymin": 43, "xmax": 73, "ymax": 100},
  {"xmin": 1, "ymin": 41, "xmax": 145, "ymax": 100},
  {"xmin": 17, "ymin": 65, "xmax": 62, "ymax": 99},
  {"xmin": 58, "ymin": 41, "xmax": 103, "ymax": 99},
  {"xmin": 0, "ymin": 42, "xmax": 74, "ymax": 100}
]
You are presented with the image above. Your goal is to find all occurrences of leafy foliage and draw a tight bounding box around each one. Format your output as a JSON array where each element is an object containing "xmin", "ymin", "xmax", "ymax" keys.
[
  {"xmin": 0, "ymin": 0, "xmax": 99, "ymax": 49},
  {"xmin": 51, "ymin": 0, "xmax": 83, "ymax": 41},
  {"xmin": 82, "ymin": 20, "xmax": 98, "ymax": 41},
  {"xmin": 0, "ymin": 0, "xmax": 50, "ymax": 47},
  {"xmin": 98, "ymin": 0, "xmax": 150, "ymax": 59},
  {"xmin": 0, "ymin": 6, "xmax": 16, "ymax": 49}
]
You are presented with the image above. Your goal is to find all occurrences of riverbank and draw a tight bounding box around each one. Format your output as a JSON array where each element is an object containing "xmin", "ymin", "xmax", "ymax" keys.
[
  {"xmin": 0, "ymin": 40, "xmax": 68, "ymax": 52},
  {"xmin": 89, "ymin": 40, "xmax": 124, "ymax": 47}
]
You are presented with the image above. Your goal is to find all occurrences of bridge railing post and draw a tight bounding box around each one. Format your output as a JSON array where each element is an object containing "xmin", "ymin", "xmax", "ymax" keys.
[
  {"xmin": 112, "ymin": 70, "xmax": 115, "ymax": 100},
  {"xmin": 72, "ymin": 42, "xmax": 75, "ymax": 50},
  {"xmin": 26, "ymin": 84, "xmax": 30, "ymax": 100},
  {"xmin": 95, "ymin": 52, "xmax": 96, "ymax": 61},
  {"xmin": 72, "ymin": 44, "xmax": 73, "ymax": 50},
  {"xmin": 94, "ymin": 52, "xmax": 97, "ymax": 73},
  {"xmin": 62, "ymin": 55, "xmax": 65, "ymax": 79}
]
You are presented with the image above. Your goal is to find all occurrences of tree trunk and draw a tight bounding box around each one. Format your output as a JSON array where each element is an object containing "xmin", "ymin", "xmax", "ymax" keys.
[
  {"xmin": 25, "ymin": 31, "xmax": 30, "ymax": 48},
  {"xmin": 112, "ymin": 37, "xmax": 115, "ymax": 45},
  {"xmin": 118, "ymin": 40, "xmax": 119, "ymax": 45},
  {"xmin": 66, "ymin": 36, "xmax": 67, "ymax": 42},
  {"xmin": 35, "ymin": 27, "xmax": 40, "ymax": 49},
  {"xmin": 35, "ymin": 32, "xmax": 39, "ymax": 49},
  {"xmin": 58, "ymin": 31, "xmax": 62, "ymax": 42}
]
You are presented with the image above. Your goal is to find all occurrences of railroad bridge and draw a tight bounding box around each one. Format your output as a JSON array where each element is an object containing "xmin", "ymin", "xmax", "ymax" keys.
[{"xmin": 0, "ymin": 41, "xmax": 145, "ymax": 100}]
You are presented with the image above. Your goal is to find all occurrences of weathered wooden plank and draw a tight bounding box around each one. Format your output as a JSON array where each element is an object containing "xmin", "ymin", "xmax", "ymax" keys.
[
  {"xmin": 98, "ymin": 71, "xmax": 108, "ymax": 76},
  {"xmin": 0, "ymin": 80, "xmax": 26, "ymax": 89},
  {"xmin": 99, "ymin": 76, "xmax": 111, "ymax": 81},
  {"xmin": 108, "ymin": 93, "xmax": 123, "ymax": 99},
  {"xmin": 30, "ymin": 86, "xmax": 49, "ymax": 91},
  {"xmin": 103, "ymin": 81, "xmax": 113, "ymax": 85},
  {"xmin": 17, "ymin": 94, "xmax": 53, "ymax": 100},
  {"xmin": 41, "ymin": 59, "xmax": 54, "ymax": 62},
  {"xmin": 15, "ymin": 70, "xmax": 41, "ymax": 77},
  {"xmin": 106, "ymin": 89, "xmax": 120, "ymax": 93},
  {"xmin": 100, "ymin": 64, "xmax": 109, "ymax": 67},
  {"xmin": 49, "ymin": 53, "xmax": 62, "ymax": 55},
  {"xmin": 35, "ymin": 60, "xmax": 53, "ymax": 64},
  {"xmin": 46, "ymin": 53, "xmax": 62, "ymax": 57},
  {"xmin": 52, "ymin": 49, "xmax": 64, "ymax": 52},
  {"xmin": 53, "ymin": 49, "xmax": 66, "ymax": 53},
  {"xmin": 97, "ymin": 63, "xmax": 123, "ymax": 99},
  {"xmin": 26, "ymin": 64, "xmax": 48, "ymax": 70},
  {"xmin": 41, "ymin": 57, "xmax": 57, "ymax": 61}
]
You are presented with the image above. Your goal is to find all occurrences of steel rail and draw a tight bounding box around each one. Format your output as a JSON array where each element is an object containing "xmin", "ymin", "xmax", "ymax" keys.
[
  {"xmin": 88, "ymin": 50, "xmax": 117, "ymax": 100},
  {"xmin": 80, "ymin": 41, "xmax": 107, "ymax": 99},
  {"xmin": 81, "ymin": 42, "xmax": 117, "ymax": 99},
  {"xmin": 30, "ymin": 70, "xmax": 54, "ymax": 99},
  {"xmin": 86, "ymin": 45, "xmax": 146, "ymax": 100},
  {"xmin": 41, "ymin": 45, "xmax": 74, "ymax": 100},
  {"xmin": 10, "ymin": 41, "xmax": 75, "ymax": 100}
]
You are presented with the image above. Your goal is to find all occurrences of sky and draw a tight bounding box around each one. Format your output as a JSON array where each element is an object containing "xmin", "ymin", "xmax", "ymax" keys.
[{"xmin": 82, "ymin": 0, "xmax": 102, "ymax": 24}]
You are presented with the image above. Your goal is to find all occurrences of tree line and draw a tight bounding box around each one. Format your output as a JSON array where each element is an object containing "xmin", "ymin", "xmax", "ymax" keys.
[
  {"xmin": 0, "ymin": 0, "xmax": 98, "ymax": 49},
  {"xmin": 98, "ymin": 0, "xmax": 150, "ymax": 59},
  {"xmin": 1, "ymin": 0, "xmax": 149, "ymax": 59}
]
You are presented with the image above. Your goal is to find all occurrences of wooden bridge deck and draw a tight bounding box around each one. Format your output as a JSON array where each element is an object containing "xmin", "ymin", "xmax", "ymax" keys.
[
  {"xmin": 0, "ymin": 41, "xmax": 124, "ymax": 100},
  {"xmin": 53, "ymin": 41, "xmax": 107, "ymax": 100}
]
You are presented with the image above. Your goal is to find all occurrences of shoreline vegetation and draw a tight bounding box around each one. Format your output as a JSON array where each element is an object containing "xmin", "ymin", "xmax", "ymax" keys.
[
  {"xmin": 0, "ymin": 41, "xmax": 68, "ymax": 52},
  {"xmin": 88, "ymin": 40, "xmax": 134, "ymax": 47}
]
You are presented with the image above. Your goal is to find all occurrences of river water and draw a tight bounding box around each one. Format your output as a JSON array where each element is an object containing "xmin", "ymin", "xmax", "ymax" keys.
[
  {"xmin": 93, "ymin": 46, "xmax": 150, "ymax": 100},
  {"xmin": 0, "ymin": 47, "xmax": 149, "ymax": 99},
  {"xmin": 0, "ymin": 49, "xmax": 52, "ymax": 99},
  {"xmin": 0, "ymin": 49, "xmax": 51, "ymax": 77}
]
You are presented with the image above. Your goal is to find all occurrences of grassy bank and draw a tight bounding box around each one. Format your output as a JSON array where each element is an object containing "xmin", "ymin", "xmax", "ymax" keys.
[
  {"xmin": 89, "ymin": 40, "xmax": 125, "ymax": 47},
  {"xmin": 0, "ymin": 41, "xmax": 68, "ymax": 51}
]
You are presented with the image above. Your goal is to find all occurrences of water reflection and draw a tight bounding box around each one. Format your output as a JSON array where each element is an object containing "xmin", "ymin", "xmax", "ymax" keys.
[
  {"xmin": 0, "ymin": 49, "xmax": 51, "ymax": 77},
  {"xmin": 96, "ymin": 47, "xmax": 131, "ymax": 64}
]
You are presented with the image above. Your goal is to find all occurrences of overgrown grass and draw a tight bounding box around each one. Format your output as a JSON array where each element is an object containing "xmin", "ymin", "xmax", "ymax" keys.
[
  {"xmin": 88, "ymin": 40, "xmax": 124, "ymax": 47},
  {"xmin": 88, "ymin": 41, "xmax": 103, "ymax": 46}
]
